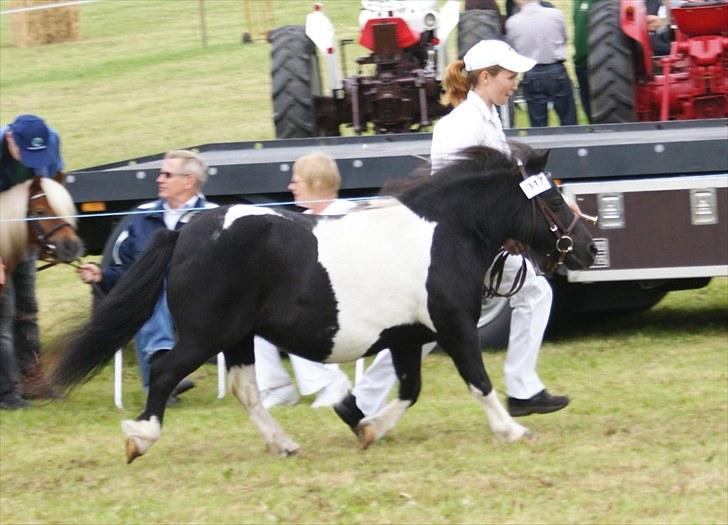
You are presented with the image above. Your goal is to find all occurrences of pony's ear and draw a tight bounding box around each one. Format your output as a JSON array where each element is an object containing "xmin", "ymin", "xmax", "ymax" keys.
[
  {"xmin": 30, "ymin": 176, "xmax": 43, "ymax": 193},
  {"xmin": 52, "ymin": 171, "xmax": 65, "ymax": 185},
  {"xmin": 528, "ymin": 149, "xmax": 550, "ymax": 173}
]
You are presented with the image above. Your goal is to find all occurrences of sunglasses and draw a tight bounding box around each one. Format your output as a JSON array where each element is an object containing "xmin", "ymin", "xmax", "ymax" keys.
[{"xmin": 158, "ymin": 171, "xmax": 190, "ymax": 179}]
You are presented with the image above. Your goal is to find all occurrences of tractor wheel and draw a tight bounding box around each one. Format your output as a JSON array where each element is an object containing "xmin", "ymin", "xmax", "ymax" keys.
[
  {"xmin": 270, "ymin": 25, "xmax": 322, "ymax": 138},
  {"xmin": 477, "ymin": 296, "xmax": 511, "ymax": 350},
  {"xmin": 457, "ymin": 9, "xmax": 502, "ymax": 59},
  {"xmin": 588, "ymin": 0, "xmax": 637, "ymax": 123}
]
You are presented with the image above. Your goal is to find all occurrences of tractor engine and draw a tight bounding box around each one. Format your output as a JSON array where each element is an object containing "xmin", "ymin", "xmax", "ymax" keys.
[
  {"xmin": 315, "ymin": 10, "xmax": 447, "ymax": 135},
  {"xmin": 640, "ymin": 1, "xmax": 728, "ymax": 120}
]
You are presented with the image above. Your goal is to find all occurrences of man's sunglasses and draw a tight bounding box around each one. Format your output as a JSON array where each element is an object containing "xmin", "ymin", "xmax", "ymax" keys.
[{"xmin": 158, "ymin": 171, "xmax": 189, "ymax": 179}]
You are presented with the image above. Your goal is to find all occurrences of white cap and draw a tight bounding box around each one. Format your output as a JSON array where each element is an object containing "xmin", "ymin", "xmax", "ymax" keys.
[{"xmin": 463, "ymin": 39, "xmax": 536, "ymax": 73}]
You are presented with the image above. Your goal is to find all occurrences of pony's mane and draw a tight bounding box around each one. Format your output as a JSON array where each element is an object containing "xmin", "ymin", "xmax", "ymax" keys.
[
  {"xmin": 41, "ymin": 177, "xmax": 78, "ymax": 227},
  {"xmin": 381, "ymin": 146, "xmax": 519, "ymax": 199},
  {"xmin": 0, "ymin": 178, "xmax": 78, "ymax": 269},
  {"xmin": 0, "ymin": 180, "xmax": 31, "ymax": 266}
]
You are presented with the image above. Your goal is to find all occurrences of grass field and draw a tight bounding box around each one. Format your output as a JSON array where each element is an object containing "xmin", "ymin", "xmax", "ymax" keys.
[
  {"xmin": 0, "ymin": 271, "xmax": 726, "ymax": 524},
  {"xmin": 1, "ymin": 1, "xmax": 727, "ymax": 524}
]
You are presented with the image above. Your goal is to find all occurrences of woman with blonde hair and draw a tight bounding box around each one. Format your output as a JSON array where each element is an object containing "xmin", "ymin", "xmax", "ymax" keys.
[{"xmin": 255, "ymin": 151, "xmax": 353, "ymax": 408}]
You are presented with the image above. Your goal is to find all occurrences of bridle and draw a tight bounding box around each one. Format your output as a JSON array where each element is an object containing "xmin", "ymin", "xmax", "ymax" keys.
[
  {"xmin": 484, "ymin": 159, "xmax": 585, "ymax": 298},
  {"xmin": 27, "ymin": 188, "xmax": 81, "ymax": 271},
  {"xmin": 516, "ymin": 159, "xmax": 581, "ymax": 268}
]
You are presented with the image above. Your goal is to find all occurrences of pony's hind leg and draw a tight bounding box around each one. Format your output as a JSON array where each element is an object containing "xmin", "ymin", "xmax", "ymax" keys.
[
  {"xmin": 357, "ymin": 343, "xmax": 422, "ymax": 449},
  {"xmin": 225, "ymin": 337, "xmax": 299, "ymax": 457},
  {"xmin": 122, "ymin": 340, "xmax": 205, "ymax": 464}
]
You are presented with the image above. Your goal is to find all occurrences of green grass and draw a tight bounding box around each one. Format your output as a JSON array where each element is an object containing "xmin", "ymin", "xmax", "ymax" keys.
[
  {"xmin": 0, "ymin": 2, "xmax": 726, "ymax": 523},
  {"xmin": 1, "ymin": 271, "xmax": 726, "ymax": 524},
  {"xmin": 0, "ymin": 0, "xmax": 574, "ymax": 169}
]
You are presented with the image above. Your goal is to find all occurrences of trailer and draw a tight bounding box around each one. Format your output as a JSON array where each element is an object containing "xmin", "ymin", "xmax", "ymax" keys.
[{"xmin": 64, "ymin": 118, "xmax": 728, "ymax": 342}]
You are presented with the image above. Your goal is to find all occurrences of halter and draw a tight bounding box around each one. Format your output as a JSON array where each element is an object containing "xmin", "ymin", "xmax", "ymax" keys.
[
  {"xmin": 516, "ymin": 159, "xmax": 581, "ymax": 268},
  {"xmin": 27, "ymin": 189, "xmax": 81, "ymax": 271},
  {"xmin": 484, "ymin": 160, "xmax": 581, "ymax": 299}
]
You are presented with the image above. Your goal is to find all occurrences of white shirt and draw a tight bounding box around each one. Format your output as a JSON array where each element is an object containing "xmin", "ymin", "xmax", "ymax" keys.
[
  {"xmin": 163, "ymin": 194, "xmax": 201, "ymax": 230},
  {"xmin": 304, "ymin": 198, "xmax": 358, "ymax": 216},
  {"xmin": 430, "ymin": 91, "xmax": 510, "ymax": 173}
]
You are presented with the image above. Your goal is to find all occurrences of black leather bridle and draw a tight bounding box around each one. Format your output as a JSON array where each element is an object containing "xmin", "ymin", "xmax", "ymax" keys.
[{"xmin": 484, "ymin": 160, "xmax": 584, "ymax": 298}]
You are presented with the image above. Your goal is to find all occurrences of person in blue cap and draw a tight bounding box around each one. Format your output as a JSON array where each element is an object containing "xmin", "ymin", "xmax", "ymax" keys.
[{"xmin": 0, "ymin": 114, "xmax": 65, "ymax": 409}]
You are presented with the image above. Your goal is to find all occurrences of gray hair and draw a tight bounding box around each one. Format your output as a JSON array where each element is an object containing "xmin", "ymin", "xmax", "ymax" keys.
[{"xmin": 164, "ymin": 149, "xmax": 208, "ymax": 187}]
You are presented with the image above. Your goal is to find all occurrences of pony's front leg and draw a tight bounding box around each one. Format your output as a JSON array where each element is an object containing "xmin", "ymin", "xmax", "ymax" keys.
[
  {"xmin": 438, "ymin": 324, "xmax": 532, "ymax": 443},
  {"xmin": 357, "ymin": 344, "xmax": 422, "ymax": 449},
  {"xmin": 226, "ymin": 341, "xmax": 299, "ymax": 457}
]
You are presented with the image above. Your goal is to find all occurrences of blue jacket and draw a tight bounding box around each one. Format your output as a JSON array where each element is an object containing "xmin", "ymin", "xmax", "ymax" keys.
[
  {"xmin": 101, "ymin": 196, "xmax": 217, "ymax": 293},
  {"xmin": 0, "ymin": 124, "xmax": 64, "ymax": 192}
]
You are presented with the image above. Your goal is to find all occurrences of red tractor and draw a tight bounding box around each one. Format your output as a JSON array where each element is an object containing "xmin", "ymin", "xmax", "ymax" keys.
[{"xmin": 588, "ymin": 0, "xmax": 728, "ymax": 123}]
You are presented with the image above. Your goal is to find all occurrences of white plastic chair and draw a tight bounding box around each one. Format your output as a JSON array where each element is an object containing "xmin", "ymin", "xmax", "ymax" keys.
[{"xmin": 113, "ymin": 350, "xmax": 226, "ymax": 409}]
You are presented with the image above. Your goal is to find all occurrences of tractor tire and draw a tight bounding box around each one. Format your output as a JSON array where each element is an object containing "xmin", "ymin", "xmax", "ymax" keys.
[
  {"xmin": 477, "ymin": 296, "xmax": 511, "ymax": 349},
  {"xmin": 587, "ymin": 0, "xmax": 637, "ymax": 123},
  {"xmin": 457, "ymin": 9, "xmax": 502, "ymax": 59},
  {"xmin": 270, "ymin": 25, "xmax": 322, "ymax": 138}
]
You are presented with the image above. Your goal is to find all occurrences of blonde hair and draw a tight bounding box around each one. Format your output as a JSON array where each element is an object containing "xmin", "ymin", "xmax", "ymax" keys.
[
  {"xmin": 165, "ymin": 149, "xmax": 207, "ymax": 187},
  {"xmin": 293, "ymin": 151, "xmax": 341, "ymax": 195},
  {"xmin": 0, "ymin": 178, "xmax": 77, "ymax": 272},
  {"xmin": 443, "ymin": 60, "xmax": 504, "ymax": 107}
]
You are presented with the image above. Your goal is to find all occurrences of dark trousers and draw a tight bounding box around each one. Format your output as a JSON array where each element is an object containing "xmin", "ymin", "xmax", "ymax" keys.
[
  {"xmin": 522, "ymin": 63, "xmax": 577, "ymax": 127},
  {"xmin": 0, "ymin": 255, "xmax": 40, "ymax": 397},
  {"xmin": 575, "ymin": 63, "xmax": 591, "ymax": 123}
]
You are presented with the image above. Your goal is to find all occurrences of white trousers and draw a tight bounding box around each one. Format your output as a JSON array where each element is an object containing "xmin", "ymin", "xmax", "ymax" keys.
[
  {"xmin": 254, "ymin": 336, "xmax": 346, "ymax": 396},
  {"xmin": 352, "ymin": 255, "xmax": 551, "ymax": 416}
]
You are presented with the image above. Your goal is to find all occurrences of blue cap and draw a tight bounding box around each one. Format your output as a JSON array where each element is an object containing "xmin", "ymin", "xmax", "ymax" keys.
[{"xmin": 9, "ymin": 114, "xmax": 51, "ymax": 169}]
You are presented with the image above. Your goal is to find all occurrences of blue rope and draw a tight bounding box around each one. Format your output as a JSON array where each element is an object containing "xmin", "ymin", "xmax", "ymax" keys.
[{"xmin": 0, "ymin": 195, "xmax": 391, "ymax": 224}]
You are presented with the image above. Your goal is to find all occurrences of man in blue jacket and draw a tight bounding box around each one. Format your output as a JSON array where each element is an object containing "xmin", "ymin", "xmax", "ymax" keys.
[
  {"xmin": 0, "ymin": 114, "xmax": 65, "ymax": 409},
  {"xmin": 77, "ymin": 150, "xmax": 217, "ymax": 403}
]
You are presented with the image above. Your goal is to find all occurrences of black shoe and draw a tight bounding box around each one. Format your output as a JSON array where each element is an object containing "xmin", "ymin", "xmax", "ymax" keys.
[
  {"xmin": 333, "ymin": 392, "xmax": 365, "ymax": 435},
  {"xmin": 507, "ymin": 389, "xmax": 569, "ymax": 417},
  {"xmin": 0, "ymin": 392, "xmax": 31, "ymax": 410},
  {"xmin": 171, "ymin": 378, "xmax": 195, "ymax": 398}
]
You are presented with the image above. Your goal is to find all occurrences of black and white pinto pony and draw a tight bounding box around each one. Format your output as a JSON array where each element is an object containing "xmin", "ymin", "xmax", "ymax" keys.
[{"xmin": 51, "ymin": 145, "xmax": 596, "ymax": 463}]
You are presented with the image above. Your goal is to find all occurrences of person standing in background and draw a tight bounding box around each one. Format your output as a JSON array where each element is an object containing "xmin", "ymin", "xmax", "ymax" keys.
[{"xmin": 506, "ymin": 0, "xmax": 578, "ymax": 127}]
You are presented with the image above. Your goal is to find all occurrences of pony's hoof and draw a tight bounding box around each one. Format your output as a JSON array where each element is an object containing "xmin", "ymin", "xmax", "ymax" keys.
[
  {"xmin": 357, "ymin": 423, "xmax": 376, "ymax": 450},
  {"xmin": 524, "ymin": 429, "xmax": 538, "ymax": 442},
  {"xmin": 126, "ymin": 438, "xmax": 143, "ymax": 464},
  {"xmin": 267, "ymin": 438, "xmax": 299, "ymax": 457}
]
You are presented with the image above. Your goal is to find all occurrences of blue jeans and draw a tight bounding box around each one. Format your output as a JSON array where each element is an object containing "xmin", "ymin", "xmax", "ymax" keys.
[
  {"xmin": 0, "ymin": 255, "xmax": 40, "ymax": 397},
  {"xmin": 522, "ymin": 63, "xmax": 578, "ymax": 127},
  {"xmin": 134, "ymin": 288, "xmax": 175, "ymax": 388}
]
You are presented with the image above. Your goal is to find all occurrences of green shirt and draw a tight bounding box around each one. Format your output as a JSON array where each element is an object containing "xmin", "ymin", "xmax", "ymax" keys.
[{"xmin": 573, "ymin": 0, "xmax": 601, "ymax": 68}]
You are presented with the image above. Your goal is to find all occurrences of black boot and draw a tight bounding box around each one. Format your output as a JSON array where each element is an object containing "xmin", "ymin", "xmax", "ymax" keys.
[
  {"xmin": 507, "ymin": 389, "xmax": 569, "ymax": 417},
  {"xmin": 333, "ymin": 392, "xmax": 365, "ymax": 435}
]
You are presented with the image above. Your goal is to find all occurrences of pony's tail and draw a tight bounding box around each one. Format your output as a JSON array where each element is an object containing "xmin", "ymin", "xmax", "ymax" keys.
[{"xmin": 50, "ymin": 229, "xmax": 180, "ymax": 392}]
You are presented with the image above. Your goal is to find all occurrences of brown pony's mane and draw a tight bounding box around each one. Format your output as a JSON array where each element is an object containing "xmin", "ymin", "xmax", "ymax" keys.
[{"xmin": 0, "ymin": 178, "xmax": 77, "ymax": 272}]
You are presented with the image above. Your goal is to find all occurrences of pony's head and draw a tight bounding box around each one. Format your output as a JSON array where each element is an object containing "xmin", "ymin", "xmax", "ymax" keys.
[
  {"xmin": 421, "ymin": 143, "xmax": 596, "ymax": 275},
  {"xmin": 0, "ymin": 175, "xmax": 84, "ymax": 272},
  {"xmin": 507, "ymin": 142, "xmax": 596, "ymax": 273}
]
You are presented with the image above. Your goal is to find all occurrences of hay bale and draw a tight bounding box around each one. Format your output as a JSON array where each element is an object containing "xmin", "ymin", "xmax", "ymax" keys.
[{"xmin": 9, "ymin": 0, "xmax": 80, "ymax": 48}]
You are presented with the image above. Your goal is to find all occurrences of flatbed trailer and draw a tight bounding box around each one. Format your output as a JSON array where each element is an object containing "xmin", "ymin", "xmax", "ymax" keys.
[{"xmin": 65, "ymin": 118, "xmax": 728, "ymax": 329}]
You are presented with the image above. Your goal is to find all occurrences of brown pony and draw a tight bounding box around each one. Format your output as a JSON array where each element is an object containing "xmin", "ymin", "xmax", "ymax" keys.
[{"xmin": 0, "ymin": 174, "xmax": 83, "ymax": 286}]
